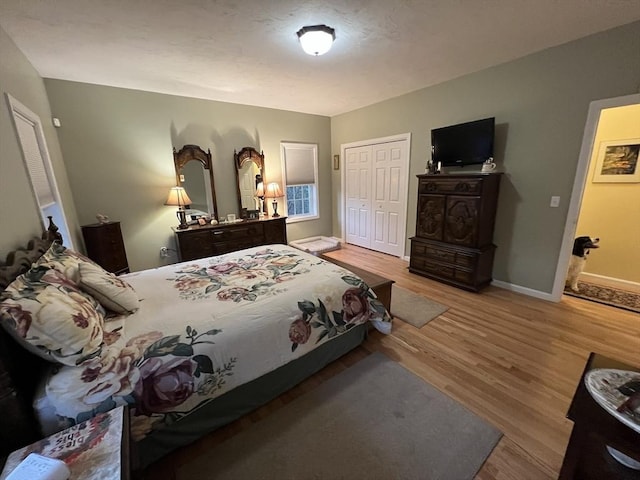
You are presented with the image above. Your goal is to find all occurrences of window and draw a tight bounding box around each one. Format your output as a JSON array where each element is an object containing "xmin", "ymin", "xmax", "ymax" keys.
[
  {"xmin": 280, "ymin": 142, "xmax": 319, "ymax": 222},
  {"xmin": 7, "ymin": 94, "xmax": 74, "ymax": 248}
]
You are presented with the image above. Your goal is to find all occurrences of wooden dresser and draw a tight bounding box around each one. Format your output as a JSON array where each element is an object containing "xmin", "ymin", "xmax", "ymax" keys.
[
  {"xmin": 174, "ymin": 217, "xmax": 287, "ymax": 262},
  {"xmin": 409, "ymin": 173, "xmax": 501, "ymax": 291},
  {"xmin": 81, "ymin": 222, "xmax": 130, "ymax": 275}
]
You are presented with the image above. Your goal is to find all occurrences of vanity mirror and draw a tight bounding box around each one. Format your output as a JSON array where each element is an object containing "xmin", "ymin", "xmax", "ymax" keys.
[
  {"xmin": 173, "ymin": 144, "xmax": 218, "ymax": 221},
  {"xmin": 234, "ymin": 147, "xmax": 266, "ymax": 218}
]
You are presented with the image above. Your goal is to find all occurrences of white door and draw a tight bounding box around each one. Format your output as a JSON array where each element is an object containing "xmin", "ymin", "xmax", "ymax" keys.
[
  {"xmin": 344, "ymin": 136, "xmax": 410, "ymax": 257},
  {"xmin": 345, "ymin": 146, "xmax": 372, "ymax": 248},
  {"xmin": 370, "ymin": 141, "xmax": 408, "ymax": 256}
]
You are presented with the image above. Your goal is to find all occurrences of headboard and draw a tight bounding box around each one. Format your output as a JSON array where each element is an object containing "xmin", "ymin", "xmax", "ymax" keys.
[{"xmin": 0, "ymin": 218, "xmax": 62, "ymax": 454}]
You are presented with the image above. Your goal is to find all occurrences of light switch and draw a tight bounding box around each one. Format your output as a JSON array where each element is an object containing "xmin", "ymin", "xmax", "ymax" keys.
[{"xmin": 550, "ymin": 196, "xmax": 560, "ymax": 207}]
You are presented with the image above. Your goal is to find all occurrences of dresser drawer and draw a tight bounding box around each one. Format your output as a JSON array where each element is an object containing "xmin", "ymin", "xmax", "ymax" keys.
[
  {"xmin": 410, "ymin": 255, "xmax": 456, "ymax": 280},
  {"xmin": 410, "ymin": 254, "xmax": 473, "ymax": 283},
  {"xmin": 411, "ymin": 241, "xmax": 477, "ymax": 268},
  {"xmin": 418, "ymin": 178, "xmax": 483, "ymax": 196},
  {"xmin": 174, "ymin": 218, "xmax": 288, "ymax": 262},
  {"xmin": 177, "ymin": 231, "xmax": 217, "ymax": 261},
  {"xmin": 208, "ymin": 223, "xmax": 265, "ymax": 244}
]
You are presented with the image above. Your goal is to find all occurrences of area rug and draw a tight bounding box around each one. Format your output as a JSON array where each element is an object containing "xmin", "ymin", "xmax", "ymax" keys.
[
  {"xmin": 177, "ymin": 352, "xmax": 501, "ymax": 480},
  {"xmin": 564, "ymin": 281, "xmax": 640, "ymax": 313},
  {"xmin": 391, "ymin": 285, "xmax": 449, "ymax": 328}
]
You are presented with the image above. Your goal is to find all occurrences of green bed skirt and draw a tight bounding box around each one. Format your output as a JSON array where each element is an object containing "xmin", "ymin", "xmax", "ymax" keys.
[{"xmin": 137, "ymin": 324, "xmax": 368, "ymax": 468}]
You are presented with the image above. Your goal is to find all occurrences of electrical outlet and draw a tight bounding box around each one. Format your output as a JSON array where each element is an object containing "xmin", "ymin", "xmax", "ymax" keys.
[
  {"xmin": 550, "ymin": 196, "xmax": 560, "ymax": 208},
  {"xmin": 160, "ymin": 247, "xmax": 169, "ymax": 258}
]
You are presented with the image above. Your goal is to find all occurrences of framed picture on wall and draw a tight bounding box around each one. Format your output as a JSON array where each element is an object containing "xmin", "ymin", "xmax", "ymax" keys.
[{"xmin": 592, "ymin": 139, "xmax": 640, "ymax": 183}]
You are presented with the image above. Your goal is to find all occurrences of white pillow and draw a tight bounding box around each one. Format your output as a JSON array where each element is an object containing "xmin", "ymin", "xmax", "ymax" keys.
[{"xmin": 78, "ymin": 262, "xmax": 139, "ymax": 314}]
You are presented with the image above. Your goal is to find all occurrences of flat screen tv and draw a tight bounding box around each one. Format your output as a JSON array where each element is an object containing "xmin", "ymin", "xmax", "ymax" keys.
[{"xmin": 431, "ymin": 117, "xmax": 495, "ymax": 167}]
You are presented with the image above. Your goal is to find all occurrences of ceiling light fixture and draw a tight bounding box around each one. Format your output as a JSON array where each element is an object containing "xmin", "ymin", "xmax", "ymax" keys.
[{"xmin": 296, "ymin": 25, "xmax": 335, "ymax": 56}]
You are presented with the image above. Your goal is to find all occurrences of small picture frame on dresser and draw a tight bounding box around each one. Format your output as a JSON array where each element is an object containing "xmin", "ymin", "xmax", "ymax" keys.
[{"xmin": 247, "ymin": 209, "xmax": 260, "ymax": 219}]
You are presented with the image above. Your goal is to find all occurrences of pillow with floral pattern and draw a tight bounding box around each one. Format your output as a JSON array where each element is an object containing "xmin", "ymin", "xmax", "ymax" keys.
[
  {"xmin": 35, "ymin": 242, "xmax": 103, "ymax": 285},
  {"xmin": 0, "ymin": 265, "xmax": 105, "ymax": 366},
  {"xmin": 78, "ymin": 262, "xmax": 139, "ymax": 314}
]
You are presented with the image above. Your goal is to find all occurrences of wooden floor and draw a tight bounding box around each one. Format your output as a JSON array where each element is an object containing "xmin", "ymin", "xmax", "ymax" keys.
[{"xmin": 143, "ymin": 244, "xmax": 640, "ymax": 479}]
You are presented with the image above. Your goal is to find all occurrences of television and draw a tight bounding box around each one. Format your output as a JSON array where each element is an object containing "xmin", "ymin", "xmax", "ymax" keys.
[{"xmin": 431, "ymin": 117, "xmax": 495, "ymax": 167}]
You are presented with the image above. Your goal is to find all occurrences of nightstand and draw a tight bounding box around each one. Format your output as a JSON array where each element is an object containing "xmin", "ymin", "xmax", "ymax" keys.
[{"xmin": 1, "ymin": 406, "xmax": 132, "ymax": 479}]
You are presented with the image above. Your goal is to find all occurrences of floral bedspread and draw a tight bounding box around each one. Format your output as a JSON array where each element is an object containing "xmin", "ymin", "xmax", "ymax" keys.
[{"xmin": 35, "ymin": 245, "xmax": 391, "ymax": 440}]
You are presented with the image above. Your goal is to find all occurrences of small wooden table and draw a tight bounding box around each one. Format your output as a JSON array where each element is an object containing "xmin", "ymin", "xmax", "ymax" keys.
[
  {"xmin": 559, "ymin": 352, "xmax": 640, "ymax": 479},
  {"xmin": 1, "ymin": 406, "xmax": 131, "ymax": 480},
  {"xmin": 320, "ymin": 255, "xmax": 394, "ymax": 312}
]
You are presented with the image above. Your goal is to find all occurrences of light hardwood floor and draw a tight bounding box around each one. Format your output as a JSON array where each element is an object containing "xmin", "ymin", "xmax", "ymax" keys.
[{"xmin": 143, "ymin": 244, "xmax": 640, "ymax": 479}]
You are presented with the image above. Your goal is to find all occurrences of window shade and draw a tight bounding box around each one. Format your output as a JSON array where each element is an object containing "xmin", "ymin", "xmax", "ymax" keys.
[
  {"xmin": 14, "ymin": 112, "xmax": 55, "ymax": 207},
  {"xmin": 284, "ymin": 146, "xmax": 316, "ymax": 185}
]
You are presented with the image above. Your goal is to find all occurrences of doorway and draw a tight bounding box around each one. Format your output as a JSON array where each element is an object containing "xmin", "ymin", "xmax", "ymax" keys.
[
  {"xmin": 551, "ymin": 93, "xmax": 640, "ymax": 302},
  {"xmin": 341, "ymin": 134, "xmax": 411, "ymax": 258},
  {"xmin": 6, "ymin": 94, "xmax": 74, "ymax": 248}
]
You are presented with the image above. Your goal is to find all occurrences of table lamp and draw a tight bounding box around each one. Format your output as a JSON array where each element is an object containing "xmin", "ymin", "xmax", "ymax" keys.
[
  {"xmin": 165, "ymin": 186, "xmax": 192, "ymax": 229},
  {"xmin": 265, "ymin": 182, "xmax": 284, "ymax": 217}
]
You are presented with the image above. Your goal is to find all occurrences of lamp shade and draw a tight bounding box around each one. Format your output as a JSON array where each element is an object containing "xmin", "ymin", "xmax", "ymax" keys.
[
  {"xmin": 265, "ymin": 182, "xmax": 283, "ymax": 198},
  {"xmin": 297, "ymin": 25, "xmax": 335, "ymax": 56},
  {"xmin": 255, "ymin": 181, "xmax": 265, "ymax": 197},
  {"xmin": 165, "ymin": 186, "xmax": 192, "ymax": 206}
]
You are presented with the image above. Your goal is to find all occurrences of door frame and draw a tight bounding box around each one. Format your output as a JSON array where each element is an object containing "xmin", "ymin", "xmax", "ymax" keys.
[
  {"xmin": 340, "ymin": 133, "xmax": 411, "ymax": 257},
  {"xmin": 550, "ymin": 93, "xmax": 640, "ymax": 302}
]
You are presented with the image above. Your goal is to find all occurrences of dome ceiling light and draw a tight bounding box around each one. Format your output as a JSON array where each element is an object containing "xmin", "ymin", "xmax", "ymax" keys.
[{"xmin": 296, "ymin": 25, "xmax": 335, "ymax": 56}]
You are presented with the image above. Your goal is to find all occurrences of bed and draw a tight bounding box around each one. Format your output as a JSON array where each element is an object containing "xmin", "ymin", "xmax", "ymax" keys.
[{"xmin": 0, "ymin": 224, "xmax": 391, "ymax": 467}]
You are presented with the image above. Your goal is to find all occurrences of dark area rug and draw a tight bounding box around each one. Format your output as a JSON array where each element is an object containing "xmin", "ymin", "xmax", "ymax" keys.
[
  {"xmin": 178, "ymin": 352, "xmax": 501, "ymax": 480},
  {"xmin": 564, "ymin": 281, "xmax": 640, "ymax": 313}
]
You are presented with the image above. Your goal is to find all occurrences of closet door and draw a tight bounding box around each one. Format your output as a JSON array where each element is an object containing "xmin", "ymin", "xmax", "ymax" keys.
[
  {"xmin": 345, "ymin": 138, "xmax": 409, "ymax": 257},
  {"xmin": 370, "ymin": 141, "xmax": 408, "ymax": 257},
  {"xmin": 345, "ymin": 146, "xmax": 373, "ymax": 248}
]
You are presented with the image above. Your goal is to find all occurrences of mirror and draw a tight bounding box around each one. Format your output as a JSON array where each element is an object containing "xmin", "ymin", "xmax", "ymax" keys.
[
  {"xmin": 234, "ymin": 147, "xmax": 265, "ymax": 218},
  {"xmin": 173, "ymin": 145, "xmax": 218, "ymax": 221}
]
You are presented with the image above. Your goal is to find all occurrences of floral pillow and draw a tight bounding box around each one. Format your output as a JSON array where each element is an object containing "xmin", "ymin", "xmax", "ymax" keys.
[
  {"xmin": 78, "ymin": 262, "xmax": 139, "ymax": 314},
  {"xmin": 36, "ymin": 242, "xmax": 101, "ymax": 285},
  {"xmin": 0, "ymin": 265, "xmax": 105, "ymax": 366}
]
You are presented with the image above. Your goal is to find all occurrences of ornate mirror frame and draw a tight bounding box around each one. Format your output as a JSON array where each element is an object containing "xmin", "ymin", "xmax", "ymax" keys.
[
  {"xmin": 234, "ymin": 147, "xmax": 265, "ymax": 218},
  {"xmin": 173, "ymin": 144, "xmax": 218, "ymax": 221}
]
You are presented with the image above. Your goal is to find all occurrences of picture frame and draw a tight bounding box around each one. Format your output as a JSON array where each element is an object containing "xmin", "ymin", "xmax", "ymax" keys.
[
  {"xmin": 592, "ymin": 139, "xmax": 640, "ymax": 183},
  {"xmin": 333, "ymin": 154, "xmax": 340, "ymax": 170}
]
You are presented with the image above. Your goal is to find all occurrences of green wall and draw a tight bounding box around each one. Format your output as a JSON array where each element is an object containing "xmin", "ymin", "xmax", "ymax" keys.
[
  {"xmin": 331, "ymin": 21, "xmax": 640, "ymax": 293},
  {"xmin": 4, "ymin": 20, "xmax": 639, "ymax": 294},
  {"xmin": 43, "ymin": 81, "xmax": 332, "ymax": 271},
  {"xmin": 0, "ymin": 26, "xmax": 80, "ymax": 255}
]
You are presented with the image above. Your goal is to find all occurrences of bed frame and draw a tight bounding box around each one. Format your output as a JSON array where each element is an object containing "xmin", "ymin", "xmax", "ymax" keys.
[
  {"xmin": 0, "ymin": 220, "xmax": 62, "ymax": 454},
  {"xmin": 0, "ymin": 221, "xmax": 368, "ymax": 466}
]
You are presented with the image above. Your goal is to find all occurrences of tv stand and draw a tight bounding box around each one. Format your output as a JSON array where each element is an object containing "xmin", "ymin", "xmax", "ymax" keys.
[{"xmin": 409, "ymin": 173, "xmax": 502, "ymax": 291}]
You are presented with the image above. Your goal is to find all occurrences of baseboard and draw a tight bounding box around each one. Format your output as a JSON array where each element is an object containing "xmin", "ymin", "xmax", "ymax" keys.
[
  {"xmin": 580, "ymin": 272, "xmax": 640, "ymax": 294},
  {"xmin": 490, "ymin": 279, "xmax": 556, "ymax": 301}
]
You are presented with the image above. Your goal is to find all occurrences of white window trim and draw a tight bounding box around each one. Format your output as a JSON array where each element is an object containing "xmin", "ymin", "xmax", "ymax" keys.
[{"xmin": 280, "ymin": 142, "xmax": 319, "ymax": 223}]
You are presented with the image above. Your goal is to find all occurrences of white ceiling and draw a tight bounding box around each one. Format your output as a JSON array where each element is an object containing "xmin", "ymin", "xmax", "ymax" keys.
[{"xmin": 1, "ymin": 1, "xmax": 639, "ymax": 116}]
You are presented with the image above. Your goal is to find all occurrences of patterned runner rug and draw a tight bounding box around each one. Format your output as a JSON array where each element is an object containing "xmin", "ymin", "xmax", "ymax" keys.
[{"xmin": 564, "ymin": 281, "xmax": 640, "ymax": 313}]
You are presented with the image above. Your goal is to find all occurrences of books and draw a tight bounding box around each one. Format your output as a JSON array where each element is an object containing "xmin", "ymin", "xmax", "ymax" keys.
[{"xmin": 1, "ymin": 407, "xmax": 124, "ymax": 480}]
